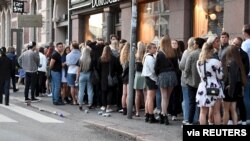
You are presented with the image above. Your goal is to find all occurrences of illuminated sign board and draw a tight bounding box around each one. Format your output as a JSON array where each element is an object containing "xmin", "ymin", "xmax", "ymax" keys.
[{"xmin": 92, "ymin": 0, "xmax": 120, "ymax": 8}]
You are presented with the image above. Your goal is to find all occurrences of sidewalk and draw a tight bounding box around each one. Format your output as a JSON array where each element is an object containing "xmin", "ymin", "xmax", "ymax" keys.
[{"xmin": 10, "ymin": 86, "xmax": 183, "ymax": 141}]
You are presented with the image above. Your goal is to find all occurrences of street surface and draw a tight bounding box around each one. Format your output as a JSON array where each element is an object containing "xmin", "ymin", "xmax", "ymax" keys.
[{"xmin": 0, "ymin": 86, "xmax": 183, "ymax": 141}]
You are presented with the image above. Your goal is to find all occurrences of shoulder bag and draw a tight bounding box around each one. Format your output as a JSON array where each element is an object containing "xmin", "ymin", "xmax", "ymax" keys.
[{"xmin": 204, "ymin": 61, "xmax": 220, "ymax": 96}]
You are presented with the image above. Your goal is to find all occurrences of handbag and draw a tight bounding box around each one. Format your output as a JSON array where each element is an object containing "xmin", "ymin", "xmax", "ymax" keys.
[
  {"xmin": 91, "ymin": 68, "xmax": 99, "ymax": 85},
  {"xmin": 108, "ymin": 61, "xmax": 118, "ymax": 87},
  {"xmin": 204, "ymin": 62, "xmax": 219, "ymax": 96}
]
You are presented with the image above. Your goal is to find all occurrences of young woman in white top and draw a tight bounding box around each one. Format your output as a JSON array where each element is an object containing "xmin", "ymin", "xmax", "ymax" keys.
[{"xmin": 141, "ymin": 43, "xmax": 158, "ymax": 123}]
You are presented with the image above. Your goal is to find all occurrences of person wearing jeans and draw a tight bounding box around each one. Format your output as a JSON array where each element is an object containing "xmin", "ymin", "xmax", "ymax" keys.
[
  {"xmin": 51, "ymin": 71, "xmax": 62, "ymax": 104},
  {"xmin": 78, "ymin": 72, "xmax": 93, "ymax": 110},
  {"xmin": 184, "ymin": 38, "xmax": 206, "ymax": 124},
  {"xmin": 0, "ymin": 47, "xmax": 12, "ymax": 106},
  {"xmin": 76, "ymin": 46, "xmax": 94, "ymax": 110},
  {"xmin": 50, "ymin": 42, "xmax": 64, "ymax": 105}
]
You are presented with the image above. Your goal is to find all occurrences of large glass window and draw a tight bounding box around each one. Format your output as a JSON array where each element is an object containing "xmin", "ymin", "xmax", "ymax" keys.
[
  {"xmin": 194, "ymin": 0, "xmax": 224, "ymax": 37},
  {"xmin": 85, "ymin": 13, "xmax": 103, "ymax": 41},
  {"xmin": 139, "ymin": 0, "xmax": 169, "ymax": 45}
]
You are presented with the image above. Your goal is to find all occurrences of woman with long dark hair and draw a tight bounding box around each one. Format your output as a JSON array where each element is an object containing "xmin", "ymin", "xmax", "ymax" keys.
[
  {"xmin": 222, "ymin": 45, "xmax": 247, "ymax": 125},
  {"xmin": 154, "ymin": 35, "xmax": 178, "ymax": 125},
  {"xmin": 98, "ymin": 46, "xmax": 120, "ymax": 113}
]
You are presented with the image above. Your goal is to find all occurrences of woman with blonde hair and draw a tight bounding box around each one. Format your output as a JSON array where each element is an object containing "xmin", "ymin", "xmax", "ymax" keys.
[
  {"xmin": 120, "ymin": 42, "xmax": 130, "ymax": 115},
  {"xmin": 76, "ymin": 45, "xmax": 94, "ymax": 110},
  {"xmin": 154, "ymin": 35, "xmax": 178, "ymax": 125},
  {"xmin": 142, "ymin": 43, "xmax": 158, "ymax": 123},
  {"xmin": 134, "ymin": 41, "xmax": 146, "ymax": 117},
  {"xmin": 196, "ymin": 42, "xmax": 224, "ymax": 125},
  {"xmin": 179, "ymin": 37, "xmax": 196, "ymax": 124}
]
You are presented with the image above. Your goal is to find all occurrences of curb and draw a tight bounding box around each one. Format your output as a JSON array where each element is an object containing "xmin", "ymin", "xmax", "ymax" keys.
[{"xmin": 84, "ymin": 120, "xmax": 159, "ymax": 141}]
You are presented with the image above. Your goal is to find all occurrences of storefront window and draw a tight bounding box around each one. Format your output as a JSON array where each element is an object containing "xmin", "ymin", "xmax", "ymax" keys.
[
  {"xmin": 194, "ymin": 0, "xmax": 224, "ymax": 37},
  {"xmin": 139, "ymin": 0, "xmax": 169, "ymax": 45},
  {"xmin": 85, "ymin": 13, "xmax": 103, "ymax": 41}
]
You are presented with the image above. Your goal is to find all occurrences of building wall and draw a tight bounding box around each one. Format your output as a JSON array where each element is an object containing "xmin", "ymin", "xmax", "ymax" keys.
[
  {"xmin": 223, "ymin": 0, "xmax": 245, "ymax": 38},
  {"xmin": 120, "ymin": 2, "xmax": 131, "ymax": 41},
  {"xmin": 169, "ymin": 0, "xmax": 192, "ymax": 42},
  {"xmin": 0, "ymin": 0, "xmax": 53, "ymax": 48},
  {"xmin": 54, "ymin": 0, "xmax": 68, "ymax": 44}
]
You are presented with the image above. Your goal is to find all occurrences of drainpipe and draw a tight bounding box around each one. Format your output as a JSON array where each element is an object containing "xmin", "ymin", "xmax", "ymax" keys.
[{"xmin": 67, "ymin": 0, "xmax": 71, "ymax": 45}]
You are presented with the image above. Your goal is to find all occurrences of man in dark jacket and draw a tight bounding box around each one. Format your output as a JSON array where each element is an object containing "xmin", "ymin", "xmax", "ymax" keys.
[
  {"xmin": 0, "ymin": 47, "xmax": 12, "ymax": 106},
  {"xmin": 6, "ymin": 46, "xmax": 19, "ymax": 92}
]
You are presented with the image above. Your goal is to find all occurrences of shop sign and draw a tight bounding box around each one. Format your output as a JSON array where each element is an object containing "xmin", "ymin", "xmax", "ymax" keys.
[
  {"xmin": 92, "ymin": 0, "xmax": 120, "ymax": 8},
  {"xmin": 13, "ymin": 0, "xmax": 25, "ymax": 13},
  {"xmin": 18, "ymin": 15, "xmax": 43, "ymax": 28}
]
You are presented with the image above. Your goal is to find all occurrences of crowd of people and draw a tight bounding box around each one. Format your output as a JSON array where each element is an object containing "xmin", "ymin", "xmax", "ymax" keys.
[{"xmin": 0, "ymin": 24, "xmax": 250, "ymax": 126}]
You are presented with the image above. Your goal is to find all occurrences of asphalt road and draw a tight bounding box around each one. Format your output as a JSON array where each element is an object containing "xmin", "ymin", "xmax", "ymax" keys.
[{"xmin": 0, "ymin": 100, "xmax": 131, "ymax": 141}]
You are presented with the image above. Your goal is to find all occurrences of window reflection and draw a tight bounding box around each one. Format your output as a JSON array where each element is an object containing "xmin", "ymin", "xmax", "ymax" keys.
[
  {"xmin": 139, "ymin": 0, "xmax": 169, "ymax": 45},
  {"xmin": 194, "ymin": 0, "xmax": 224, "ymax": 37}
]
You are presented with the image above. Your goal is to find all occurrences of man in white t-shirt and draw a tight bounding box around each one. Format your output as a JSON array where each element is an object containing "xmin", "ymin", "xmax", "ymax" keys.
[{"xmin": 242, "ymin": 24, "xmax": 250, "ymax": 123}]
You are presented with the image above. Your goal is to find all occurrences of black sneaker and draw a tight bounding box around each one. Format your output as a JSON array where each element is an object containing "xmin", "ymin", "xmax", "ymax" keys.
[
  {"xmin": 31, "ymin": 98, "xmax": 39, "ymax": 101},
  {"xmin": 53, "ymin": 102, "xmax": 65, "ymax": 105},
  {"xmin": 13, "ymin": 89, "xmax": 19, "ymax": 92},
  {"xmin": 25, "ymin": 98, "xmax": 31, "ymax": 101}
]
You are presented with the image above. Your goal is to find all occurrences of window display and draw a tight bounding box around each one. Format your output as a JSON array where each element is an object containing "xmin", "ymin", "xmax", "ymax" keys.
[
  {"xmin": 139, "ymin": 0, "xmax": 169, "ymax": 45},
  {"xmin": 194, "ymin": 0, "xmax": 224, "ymax": 37}
]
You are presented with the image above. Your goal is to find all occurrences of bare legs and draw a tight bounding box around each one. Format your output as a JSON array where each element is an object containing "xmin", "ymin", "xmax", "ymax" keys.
[
  {"xmin": 121, "ymin": 84, "xmax": 129, "ymax": 114},
  {"xmin": 160, "ymin": 87, "xmax": 173, "ymax": 115},
  {"xmin": 70, "ymin": 87, "xmax": 78, "ymax": 105},
  {"xmin": 199, "ymin": 107, "xmax": 209, "ymax": 125},
  {"xmin": 223, "ymin": 101, "xmax": 237, "ymax": 125},
  {"xmin": 135, "ymin": 89, "xmax": 143, "ymax": 116},
  {"xmin": 145, "ymin": 90, "xmax": 156, "ymax": 114}
]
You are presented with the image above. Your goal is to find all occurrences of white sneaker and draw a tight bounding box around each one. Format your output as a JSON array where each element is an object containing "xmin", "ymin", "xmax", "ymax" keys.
[
  {"xmin": 47, "ymin": 93, "xmax": 52, "ymax": 97},
  {"xmin": 228, "ymin": 120, "xmax": 233, "ymax": 125},
  {"xmin": 153, "ymin": 108, "xmax": 161, "ymax": 115},
  {"xmin": 242, "ymin": 121, "xmax": 247, "ymax": 125},
  {"xmin": 172, "ymin": 116, "xmax": 177, "ymax": 121},
  {"xmin": 247, "ymin": 120, "xmax": 250, "ymax": 125},
  {"xmin": 182, "ymin": 120, "xmax": 188, "ymax": 124},
  {"xmin": 118, "ymin": 109, "xmax": 123, "ymax": 113},
  {"xmin": 106, "ymin": 109, "xmax": 113, "ymax": 113},
  {"xmin": 100, "ymin": 106, "xmax": 106, "ymax": 111}
]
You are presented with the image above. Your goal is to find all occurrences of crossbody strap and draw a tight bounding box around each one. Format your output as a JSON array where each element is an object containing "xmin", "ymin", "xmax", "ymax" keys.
[{"xmin": 203, "ymin": 61, "xmax": 208, "ymax": 88}]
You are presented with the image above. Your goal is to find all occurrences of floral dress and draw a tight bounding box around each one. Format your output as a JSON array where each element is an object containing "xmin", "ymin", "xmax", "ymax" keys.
[{"xmin": 196, "ymin": 58, "xmax": 224, "ymax": 107}]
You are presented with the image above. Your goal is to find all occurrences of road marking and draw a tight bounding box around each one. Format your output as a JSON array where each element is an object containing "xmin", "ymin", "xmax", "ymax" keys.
[
  {"xmin": 0, "ymin": 104, "xmax": 63, "ymax": 123},
  {"xmin": 0, "ymin": 114, "xmax": 18, "ymax": 123}
]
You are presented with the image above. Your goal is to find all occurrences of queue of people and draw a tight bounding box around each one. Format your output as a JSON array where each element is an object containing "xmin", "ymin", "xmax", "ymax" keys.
[{"xmin": 0, "ymin": 24, "xmax": 250, "ymax": 127}]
